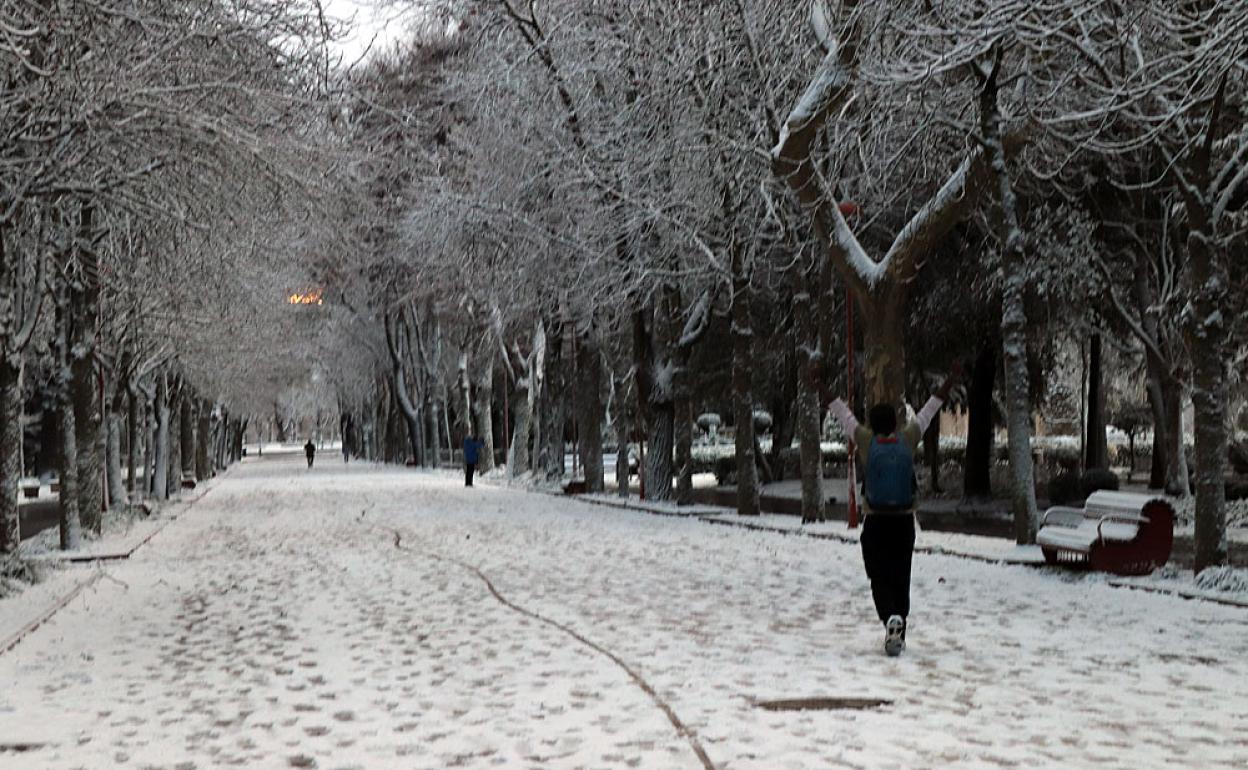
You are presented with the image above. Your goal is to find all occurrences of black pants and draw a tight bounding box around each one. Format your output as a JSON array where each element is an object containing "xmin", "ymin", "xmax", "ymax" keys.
[
  {"xmin": 306, "ymin": 455, "xmax": 314, "ymax": 468},
  {"xmin": 465, "ymin": 463, "xmax": 476, "ymax": 486},
  {"xmin": 859, "ymin": 513, "xmax": 916, "ymax": 625}
]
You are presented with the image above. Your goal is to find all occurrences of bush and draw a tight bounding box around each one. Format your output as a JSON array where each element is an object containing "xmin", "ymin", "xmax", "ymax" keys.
[
  {"xmin": 1079, "ymin": 468, "xmax": 1120, "ymax": 498},
  {"xmin": 1048, "ymin": 472, "xmax": 1082, "ymax": 505}
]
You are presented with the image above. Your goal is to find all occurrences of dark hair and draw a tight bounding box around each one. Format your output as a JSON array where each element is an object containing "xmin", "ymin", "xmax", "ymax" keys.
[{"xmin": 868, "ymin": 404, "xmax": 897, "ymax": 436}]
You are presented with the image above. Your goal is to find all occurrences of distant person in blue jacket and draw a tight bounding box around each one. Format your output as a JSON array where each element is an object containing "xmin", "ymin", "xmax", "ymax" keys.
[{"xmin": 463, "ymin": 435, "xmax": 484, "ymax": 487}]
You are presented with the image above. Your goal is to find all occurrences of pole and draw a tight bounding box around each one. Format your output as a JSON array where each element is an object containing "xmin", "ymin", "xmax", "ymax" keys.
[{"xmin": 846, "ymin": 289, "xmax": 859, "ymax": 529}]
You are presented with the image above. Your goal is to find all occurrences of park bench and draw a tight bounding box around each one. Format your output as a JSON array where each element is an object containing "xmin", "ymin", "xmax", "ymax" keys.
[
  {"xmin": 19, "ymin": 479, "xmax": 40, "ymax": 499},
  {"xmin": 1036, "ymin": 490, "xmax": 1174, "ymax": 576}
]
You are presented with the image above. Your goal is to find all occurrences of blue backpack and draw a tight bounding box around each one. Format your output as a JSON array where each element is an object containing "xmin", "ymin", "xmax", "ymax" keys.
[{"xmin": 865, "ymin": 436, "xmax": 915, "ymax": 511}]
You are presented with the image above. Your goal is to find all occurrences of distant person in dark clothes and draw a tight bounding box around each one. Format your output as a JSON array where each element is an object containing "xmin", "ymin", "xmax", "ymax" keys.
[
  {"xmin": 828, "ymin": 362, "xmax": 960, "ymax": 656},
  {"xmin": 304, "ymin": 439, "xmax": 316, "ymax": 468},
  {"xmin": 463, "ymin": 435, "xmax": 484, "ymax": 487}
]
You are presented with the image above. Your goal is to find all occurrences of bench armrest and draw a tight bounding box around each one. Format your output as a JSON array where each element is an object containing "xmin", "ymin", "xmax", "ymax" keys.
[
  {"xmin": 1097, "ymin": 513, "xmax": 1149, "ymax": 543},
  {"xmin": 1041, "ymin": 506, "xmax": 1086, "ymax": 528},
  {"xmin": 1098, "ymin": 512, "xmax": 1148, "ymax": 525}
]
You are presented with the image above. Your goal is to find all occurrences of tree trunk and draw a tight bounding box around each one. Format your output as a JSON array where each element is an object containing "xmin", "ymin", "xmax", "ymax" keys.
[
  {"xmin": 732, "ymin": 259, "xmax": 761, "ymax": 517},
  {"xmin": 153, "ymin": 381, "xmax": 169, "ymax": 498},
  {"xmin": 576, "ymin": 330, "xmax": 605, "ymax": 493},
  {"xmin": 981, "ymin": 66, "xmax": 1039, "ymax": 544},
  {"xmin": 70, "ymin": 359, "xmax": 103, "ymax": 533},
  {"xmin": 58, "ymin": 389, "xmax": 82, "ymax": 550},
  {"xmin": 179, "ymin": 396, "xmax": 195, "ymax": 484},
  {"xmin": 794, "ymin": 252, "xmax": 825, "ymax": 522},
  {"xmin": 426, "ymin": 398, "xmax": 441, "ymax": 467},
  {"xmin": 167, "ymin": 389, "xmax": 182, "ymax": 497},
  {"xmin": 1084, "ymin": 333, "xmax": 1110, "ymax": 471},
  {"xmin": 456, "ymin": 351, "xmax": 472, "ymax": 449},
  {"xmin": 1163, "ymin": 378, "xmax": 1190, "ymax": 497},
  {"xmin": 924, "ymin": 413, "xmax": 942, "ymax": 494},
  {"xmin": 858, "ymin": 293, "xmax": 908, "ymax": 409},
  {"xmin": 646, "ymin": 401, "xmax": 675, "ymax": 501},
  {"xmin": 616, "ymin": 376, "xmax": 631, "ymax": 498},
  {"xmin": 673, "ymin": 383, "xmax": 694, "ymax": 504},
  {"xmin": 538, "ymin": 323, "xmax": 566, "ymax": 480},
  {"xmin": 473, "ymin": 360, "xmax": 495, "ymax": 473},
  {"xmin": 508, "ymin": 374, "xmax": 533, "ymax": 476},
  {"xmin": 106, "ymin": 411, "xmax": 127, "ymax": 508},
  {"xmin": 796, "ymin": 364, "xmax": 824, "ymax": 522},
  {"xmin": 0, "ymin": 357, "xmax": 22, "ymax": 556},
  {"xmin": 766, "ymin": 337, "xmax": 799, "ymax": 484},
  {"xmin": 127, "ymin": 388, "xmax": 139, "ymax": 496},
  {"xmin": 1185, "ymin": 234, "xmax": 1229, "ymax": 572},
  {"xmin": 963, "ymin": 341, "xmax": 995, "ymax": 501},
  {"xmin": 195, "ymin": 400, "xmax": 212, "ymax": 481}
]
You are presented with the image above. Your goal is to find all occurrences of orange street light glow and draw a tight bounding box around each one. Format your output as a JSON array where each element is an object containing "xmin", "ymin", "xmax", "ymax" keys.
[{"xmin": 288, "ymin": 290, "xmax": 324, "ymax": 306}]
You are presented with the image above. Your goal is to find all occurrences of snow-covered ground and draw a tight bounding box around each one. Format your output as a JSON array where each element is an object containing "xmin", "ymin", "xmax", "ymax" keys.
[{"xmin": 1, "ymin": 454, "xmax": 1246, "ymax": 769}]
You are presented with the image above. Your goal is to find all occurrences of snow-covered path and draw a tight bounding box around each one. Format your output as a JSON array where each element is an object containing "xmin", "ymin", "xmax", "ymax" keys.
[{"xmin": 2, "ymin": 456, "xmax": 1246, "ymax": 770}]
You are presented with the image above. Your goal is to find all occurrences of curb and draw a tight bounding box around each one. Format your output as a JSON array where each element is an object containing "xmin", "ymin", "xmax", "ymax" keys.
[
  {"xmin": 529, "ymin": 488, "xmax": 1245, "ymax": 609},
  {"xmin": 0, "ymin": 470, "xmax": 226, "ymax": 658},
  {"xmin": 0, "ymin": 572, "xmax": 105, "ymax": 657},
  {"xmin": 34, "ymin": 475, "xmax": 222, "ymax": 565},
  {"xmin": 568, "ymin": 492, "xmax": 1044, "ymax": 567}
]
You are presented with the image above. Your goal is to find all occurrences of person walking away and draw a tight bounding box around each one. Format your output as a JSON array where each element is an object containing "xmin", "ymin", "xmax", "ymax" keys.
[
  {"xmin": 463, "ymin": 435, "xmax": 483, "ymax": 487},
  {"xmin": 828, "ymin": 363, "xmax": 960, "ymax": 656},
  {"xmin": 304, "ymin": 439, "xmax": 316, "ymax": 469}
]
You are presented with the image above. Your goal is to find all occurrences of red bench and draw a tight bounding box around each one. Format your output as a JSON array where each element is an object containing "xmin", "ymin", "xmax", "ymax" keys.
[{"xmin": 1037, "ymin": 491, "xmax": 1174, "ymax": 576}]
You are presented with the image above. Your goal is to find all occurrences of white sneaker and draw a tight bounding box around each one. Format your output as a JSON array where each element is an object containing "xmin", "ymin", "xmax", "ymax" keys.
[{"xmin": 884, "ymin": 615, "xmax": 906, "ymax": 656}]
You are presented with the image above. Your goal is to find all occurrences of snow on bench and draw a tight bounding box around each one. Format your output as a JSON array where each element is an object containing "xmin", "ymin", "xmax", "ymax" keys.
[{"xmin": 1037, "ymin": 491, "xmax": 1174, "ymax": 576}]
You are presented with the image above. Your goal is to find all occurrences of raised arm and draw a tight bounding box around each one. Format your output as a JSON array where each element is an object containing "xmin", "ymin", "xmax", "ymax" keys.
[
  {"xmin": 828, "ymin": 398, "xmax": 859, "ymax": 439},
  {"xmin": 915, "ymin": 362, "xmax": 963, "ymax": 434}
]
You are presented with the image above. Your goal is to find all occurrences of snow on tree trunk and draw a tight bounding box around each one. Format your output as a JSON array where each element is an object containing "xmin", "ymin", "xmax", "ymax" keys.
[
  {"xmin": 576, "ymin": 330, "xmax": 605, "ymax": 493},
  {"xmin": 106, "ymin": 411, "xmax": 127, "ymax": 508},
  {"xmin": 1084, "ymin": 334, "xmax": 1109, "ymax": 471},
  {"xmin": 964, "ymin": 341, "xmax": 995, "ymax": 500},
  {"xmin": 732, "ymin": 256, "xmax": 760, "ymax": 517},
  {"xmin": 70, "ymin": 359, "xmax": 103, "ymax": 533},
  {"xmin": 456, "ymin": 351, "xmax": 471, "ymax": 448},
  {"xmin": 0, "ymin": 356, "xmax": 21, "ymax": 555},
  {"xmin": 508, "ymin": 325, "xmax": 545, "ymax": 478},
  {"xmin": 473, "ymin": 360, "xmax": 495, "ymax": 473},
  {"xmin": 508, "ymin": 373, "xmax": 533, "ymax": 477},
  {"xmin": 1185, "ymin": 232, "xmax": 1230, "ymax": 572},
  {"xmin": 58, "ymin": 391, "xmax": 82, "ymax": 550},
  {"xmin": 980, "ymin": 62, "xmax": 1039, "ymax": 544}
]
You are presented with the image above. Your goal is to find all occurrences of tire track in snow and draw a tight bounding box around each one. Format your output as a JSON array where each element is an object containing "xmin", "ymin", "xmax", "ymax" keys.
[{"xmin": 382, "ymin": 525, "xmax": 718, "ymax": 770}]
